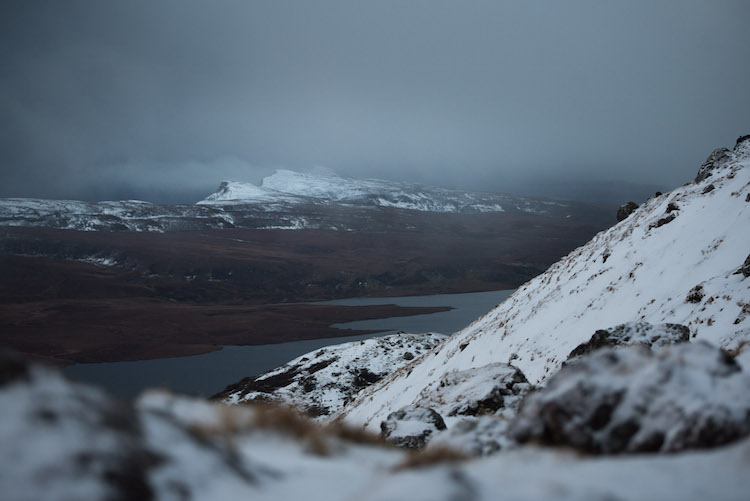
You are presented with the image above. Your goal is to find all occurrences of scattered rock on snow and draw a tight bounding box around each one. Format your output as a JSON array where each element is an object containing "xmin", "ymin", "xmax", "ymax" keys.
[
  {"xmin": 380, "ymin": 405, "xmax": 447, "ymax": 448},
  {"xmin": 686, "ymin": 285, "xmax": 705, "ymax": 303},
  {"xmin": 509, "ymin": 342, "xmax": 750, "ymax": 454},
  {"xmin": 616, "ymin": 201, "xmax": 638, "ymax": 222},
  {"xmin": 567, "ymin": 322, "xmax": 689, "ymax": 360},
  {"xmin": 649, "ymin": 213, "xmax": 677, "ymax": 229}
]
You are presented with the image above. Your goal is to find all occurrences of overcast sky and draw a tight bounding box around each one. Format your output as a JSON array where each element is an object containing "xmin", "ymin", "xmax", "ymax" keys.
[{"xmin": 1, "ymin": 0, "xmax": 749, "ymax": 203}]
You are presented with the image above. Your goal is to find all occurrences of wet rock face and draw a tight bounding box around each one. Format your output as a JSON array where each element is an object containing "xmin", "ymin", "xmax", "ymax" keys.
[
  {"xmin": 616, "ymin": 202, "xmax": 639, "ymax": 222},
  {"xmin": 380, "ymin": 406, "xmax": 447, "ymax": 448},
  {"xmin": 567, "ymin": 322, "xmax": 689, "ymax": 360},
  {"xmin": 510, "ymin": 342, "xmax": 750, "ymax": 454}
]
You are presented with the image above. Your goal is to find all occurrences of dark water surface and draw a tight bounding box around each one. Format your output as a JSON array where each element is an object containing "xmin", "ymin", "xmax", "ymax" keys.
[{"xmin": 64, "ymin": 289, "xmax": 514, "ymax": 399}]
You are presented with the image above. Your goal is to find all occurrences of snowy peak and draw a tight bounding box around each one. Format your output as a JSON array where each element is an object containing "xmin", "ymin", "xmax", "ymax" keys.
[
  {"xmin": 337, "ymin": 135, "xmax": 750, "ymax": 431},
  {"xmin": 199, "ymin": 180, "xmax": 284, "ymax": 203},
  {"xmin": 198, "ymin": 169, "xmax": 565, "ymax": 214}
]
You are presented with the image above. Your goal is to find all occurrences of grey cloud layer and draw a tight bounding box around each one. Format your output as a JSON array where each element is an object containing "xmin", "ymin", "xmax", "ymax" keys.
[{"xmin": 1, "ymin": 0, "xmax": 749, "ymax": 202}]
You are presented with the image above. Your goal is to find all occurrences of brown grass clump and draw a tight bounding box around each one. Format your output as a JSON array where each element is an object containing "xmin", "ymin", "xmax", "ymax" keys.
[
  {"xmin": 181, "ymin": 399, "xmax": 391, "ymax": 457},
  {"xmin": 726, "ymin": 340, "xmax": 750, "ymax": 358},
  {"xmin": 392, "ymin": 446, "xmax": 470, "ymax": 471}
]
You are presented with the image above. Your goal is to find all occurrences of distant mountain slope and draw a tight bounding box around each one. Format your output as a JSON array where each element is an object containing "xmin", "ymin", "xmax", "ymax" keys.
[
  {"xmin": 338, "ymin": 136, "xmax": 750, "ymax": 431},
  {"xmin": 200, "ymin": 169, "xmax": 567, "ymax": 214},
  {"xmin": 0, "ymin": 169, "xmax": 602, "ymax": 232}
]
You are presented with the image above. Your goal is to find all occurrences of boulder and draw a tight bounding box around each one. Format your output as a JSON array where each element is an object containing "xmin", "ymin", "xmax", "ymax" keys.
[
  {"xmin": 415, "ymin": 363, "xmax": 532, "ymax": 419},
  {"xmin": 616, "ymin": 201, "xmax": 638, "ymax": 222},
  {"xmin": 739, "ymin": 254, "xmax": 750, "ymax": 278},
  {"xmin": 567, "ymin": 322, "xmax": 689, "ymax": 360},
  {"xmin": 380, "ymin": 405, "xmax": 447, "ymax": 448},
  {"xmin": 510, "ymin": 342, "xmax": 750, "ymax": 454},
  {"xmin": 695, "ymin": 147, "xmax": 734, "ymax": 182}
]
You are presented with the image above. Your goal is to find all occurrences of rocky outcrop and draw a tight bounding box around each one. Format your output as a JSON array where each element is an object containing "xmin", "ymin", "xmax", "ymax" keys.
[
  {"xmin": 695, "ymin": 134, "xmax": 750, "ymax": 183},
  {"xmin": 695, "ymin": 148, "xmax": 734, "ymax": 183},
  {"xmin": 415, "ymin": 363, "xmax": 532, "ymax": 419},
  {"xmin": 616, "ymin": 201, "xmax": 638, "ymax": 222},
  {"xmin": 380, "ymin": 406, "xmax": 447, "ymax": 448},
  {"xmin": 510, "ymin": 342, "xmax": 750, "ymax": 454},
  {"xmin": 217, "ymin": 333, "xmax": 446, "ymax": 418},
  {"xmin": 739, "ymin": 254, "xmax": 750, "ymax": 278},
  {"xmin": 567, "ymin": 322, "xmax": 689, "ymax": 360}
]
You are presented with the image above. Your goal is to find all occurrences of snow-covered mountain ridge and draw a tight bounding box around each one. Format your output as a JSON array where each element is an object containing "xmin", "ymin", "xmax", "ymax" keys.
[
  {"xmin": 200, "ymin": 169, "xmax": 564, "ymax": 214},
  {"xmin": 0, "ymin": 169, "xmax": 585, "ymax": 232},
  {"xmin": 337, "ymin": 136, "xmax": 750, "ymax": 431}
]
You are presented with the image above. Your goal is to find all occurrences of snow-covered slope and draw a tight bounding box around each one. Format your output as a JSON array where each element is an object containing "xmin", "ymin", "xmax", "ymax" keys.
[
  {"xmin": 216, "ymin": 333, "xmax": 446, "ymax": 418},
  {"xmin": 199, "ymin": 169, "xmax": 566, "ymax": 214},
  {"xmin": 0, "ymin": 198, "xmax": 236, "ymax": 232},
  {"xmin": 4, "ymin": 350, "xmax": 750, "ymax": 501},
  {"xmin": 338, "ymin": 136, "xmax": 750, "ymax": 431}
]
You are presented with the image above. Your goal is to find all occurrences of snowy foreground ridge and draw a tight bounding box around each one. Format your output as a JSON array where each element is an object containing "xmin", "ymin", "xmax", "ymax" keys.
[{"xmin": 338, "ymin": 135, "xmax": 750, "ymax": 430}]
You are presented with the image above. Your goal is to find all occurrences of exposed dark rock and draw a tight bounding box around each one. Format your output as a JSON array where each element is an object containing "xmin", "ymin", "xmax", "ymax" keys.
[
  {"xmin": 352, "ymin": 368, "xmax": 384, "ymax": 390},
  {"xmin": 702, "ymin": 184, "xmax": 715, "ymax": 194},
  {"xmin": 648, "ymin": 213, "xmax": 676, "ymax": 229},
  {"xmin": 695, "ymin": 148, "xmax": 733, "ymax": 182},
  {"xmin": 380, "ymin": 406, "xmax": 447, "ymax": 448},
  {"xmin": 666, "ymin": 202, "xmax": 679, "ymax": 213},
  {"xmin": 686, "ymin": 285, "xmax": 705, "ymax": 303},
  {"xmin": 616, "ymin": 202, "xmax": 639, "ymax": 222},
  {"xmin": 509, "ymin": 342, "xmax": 750, "ymax": 454},
  {"xmin": 740, "ymin": 254, "xmax": 750, "ymax": 278},
  {"xmin": 654, "ymin": 191, "xmax": 663, "ymax": 197},
  {"xmin": 567, "ymin": 322, "xmax": 689, "ymax": 360},
  {"xmin": 735, "ymin": 134, "xmax": 750, "ymax": 155},
  {"xmin": 403, "ymin": 351, "xmax": 415, "ymax": 360}
]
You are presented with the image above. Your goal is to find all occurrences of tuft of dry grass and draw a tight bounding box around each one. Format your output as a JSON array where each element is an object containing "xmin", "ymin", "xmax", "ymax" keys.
[
  {"xmin": 392, "ymin": 446, "xmax": 470, "ymax": 471},
  {"xmin": 186, "ymin": 401, "xmax": 390, "ymax": 457},
  {"xmin": 726, "ymin": 340, "xmax": 750, "ymax": 358}
]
